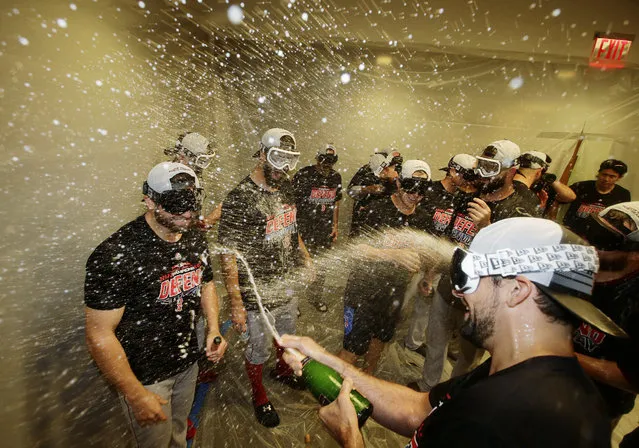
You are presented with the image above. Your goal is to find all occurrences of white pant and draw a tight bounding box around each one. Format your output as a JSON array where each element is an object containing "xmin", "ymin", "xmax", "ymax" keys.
[
  {"xmin": 119, "ymin": 362, "xmax": 198, "ymax": 448},
  {"xmin": 245, "ymin": 299, "xmax": 298, "ymax": 364}
]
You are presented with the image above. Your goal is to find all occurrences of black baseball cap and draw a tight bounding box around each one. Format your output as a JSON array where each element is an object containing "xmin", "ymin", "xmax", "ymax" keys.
[{"xmin": 599, "ymin": 159, "xmax": 627, "ymax": 176}]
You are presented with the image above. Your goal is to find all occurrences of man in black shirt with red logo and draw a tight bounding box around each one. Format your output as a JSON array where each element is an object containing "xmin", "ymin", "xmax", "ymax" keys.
[
  {"xmin": 84, "ymin": 162, "xmax": 228, "ymax": 448},
  {"xmin": 280, "ymin": 218, "xmax": 620, "ymax": 448},
  {"xmin": 404, "ymin": 154, "xmax": 479, "ymax": 356},
  {"xmin": 292, "ymin": 144, "xmax": 343, "ymax": 312},
  {"xmin": 339, "ymin": 160, "xmax": 431, "ymax": 375},
  {"xmin": 347, "ymin": 151, "xmax": 402, "ymax": 236},
  {"xmin": 218, "ymin": 128, "xmax": 314, "ymax": 428},
  {"xmin": 563, "ymin": 159, "xmax": 631, "ymax": 240}
]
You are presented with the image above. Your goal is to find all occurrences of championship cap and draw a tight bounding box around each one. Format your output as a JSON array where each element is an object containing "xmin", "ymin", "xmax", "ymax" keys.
[
  {"xmin": 460, "ymin": 217, "xmax": 627, "ymax": 337},
  {"xmin": 440, "ymin": 154, "xmax": 477, "ymax": 172},
  {"xmin": 146, "ymin": 162, "xmax": 200, "ymax": 193},
  {"xmin": 401, "ymin": 160, "xmax": 431, "ymax": 180},
  {"xmin": 519, "ymin": 151, "xmax": 551, "ymax": 170},
  {"xmin": 481, "ymin": 140, "xmax": 521, "ymax": 169}
]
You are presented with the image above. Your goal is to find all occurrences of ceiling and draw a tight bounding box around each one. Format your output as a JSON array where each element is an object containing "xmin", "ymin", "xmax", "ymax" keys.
[{"xmin": 134, "ymin": 0, "xmax": 639, "ymax": 66}]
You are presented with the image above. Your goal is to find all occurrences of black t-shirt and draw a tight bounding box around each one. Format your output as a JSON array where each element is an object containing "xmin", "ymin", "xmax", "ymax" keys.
[
  {"xmin": 346, "ymin": 194, "xmax": 415, "ymax": 304},
  {"xmin": 218, "ymin": 176, "xmax": 300, "ymax": 310},
  {"xmin": 348, "ymin": 165, "xmax": 395, "ymax": 236},
  {"xmin": 514, "ymin": 179, "xmax": 542, "ymax": 211},
  {"xmin": 484, "ymin": 187, "xmax": 542, "ymax": 222},
  {"xmin": 573, "ymin": 272, "xmax": 639, "ymax": 417},
  {"xmin": 360, "ymin": 194, "xmax": 411, "ymax": 230},
  {"xmin": 413, "ymin": 181, "xmax": 456, "ymax": 237},
  {"xmin": 563, "ymin": 180, "xmax": 631, "ymax": 238},
  {"xmin": 292, "ymin": 165, "xmax": 342, "ymax": 246},
  {"xmin": 84, "ymin": 215, "xmax": 214, "ymax": 385},
  {"xmin": 408, "ymin": 356, "xmax": 610, "ymax": 448}
]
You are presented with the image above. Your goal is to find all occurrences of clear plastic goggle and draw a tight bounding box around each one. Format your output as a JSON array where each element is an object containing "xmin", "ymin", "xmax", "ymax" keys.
[
  {"xmin": 267, "ymin": 147, "xmax": 300, "ymax": 171},
  {"xmin": 182, "ymin": 149, "xmax": 215, "ymax": 170},
  {"xmin": 475, "ymin": 156, "xmax": 502, "ymax": 178}
]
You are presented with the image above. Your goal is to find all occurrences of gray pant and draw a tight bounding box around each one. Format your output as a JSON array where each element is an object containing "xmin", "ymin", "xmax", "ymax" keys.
[
  {"xmin": 245, "ymin": 299, "xmax": 298, "ymax": 364},
  {"xmin": 417, "ymin": 277, "xmax": 479, "ymax": 391},
  {"xmin": 405, "ymin": 273, "xmax": 440, "ymax": 350},
  {"xmin": 120, "ymin": 362, "xmax": 199, "ymax": 448}
]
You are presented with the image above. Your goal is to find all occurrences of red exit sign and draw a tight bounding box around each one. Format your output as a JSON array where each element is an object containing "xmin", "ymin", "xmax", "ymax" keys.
[{"xmin": 589, "ymin": 32, "xmax": 634, "ymax": 68}]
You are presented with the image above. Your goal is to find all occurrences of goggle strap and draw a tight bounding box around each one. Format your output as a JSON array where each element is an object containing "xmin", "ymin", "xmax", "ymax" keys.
[{"xmin": 470, "ymin": 244, "xmax": 599, "ymax": 278}]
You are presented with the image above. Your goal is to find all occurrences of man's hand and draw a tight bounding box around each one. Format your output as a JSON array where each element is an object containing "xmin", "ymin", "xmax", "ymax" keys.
[
  {"xmin": 231, "ymin": 303, "xmax": 247, "ymax": 334},
  {"xmin": 330, "ymin": 227, "xmax": 338, "ymax": 243},
  {"xmin": 418, "ymin": 278, "xmax": 433, "ymax": 296},
  {"xmin": 536, "ymin": 189, "xmax": 549, "ymax": 209},
  {"xmin": 280, "ymin": 334, "xmax": 329, "ymax": 376},
  {"xmin": 363, "ymin": 184, "xmax": 385, "ymax": 195},
  {"xmin": 204, "ymin": 203, "xmax": 223, "ymax": 227},
  {"xmin": 318, "ymin": 377, "xmax": 365, "ymax": 448},
  {"xmin": 467, "ymin": 198, "xmax": 491, "ymax": 229},
  {"xmin": 126, "ymin": 389, "xmax": 168, "ymax": 427},
  {"xmin": 205, "ymin": 332, "xmax": 228, "ymax": 363}
]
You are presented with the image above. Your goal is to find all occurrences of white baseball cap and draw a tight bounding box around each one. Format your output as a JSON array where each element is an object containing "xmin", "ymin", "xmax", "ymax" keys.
[
  {"xmin": 401, "ymin": 159, "xmax": 431, "ymax": 180},
  {"xmin": 481, "ymin": 140, "xmax": 521, "ymax": 169},
  {"xmin": 146, "ymin": 162, "xmax": 200, "ymax": 193},
  {"xmin": 519, "ymin": 151, "xmax": 551, "ymax": 170},
  {"xmin": 597, "ymin": 201, "xmax": 639, "ymax": 242},
  {"xmin": 260, "ymin": 128, "xmax": 297, "ymax": 151},
  {"xmin": 468, "ymin": 217, "xmax": 626, "ymax": 337},
  {"xmin": 178, "ymin": 132, "xmax": 211, "ymax": 155}
]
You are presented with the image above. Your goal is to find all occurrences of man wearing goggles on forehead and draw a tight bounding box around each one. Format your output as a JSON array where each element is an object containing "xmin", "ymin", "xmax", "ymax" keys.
[
  {"xmin": 513, "ymin": 151, "xmax": 576, "ymax": 214},
  {"xmin": 84, "ymin": 162, "xmax": 227, "ymax": 447},
  {"xmin": 277, "ymin": 217, "xmax": 619, "ymax": 448},
  {"xmin": 563, "ymin": 159, "xmax": 631, "ymax": 242},
  {"xmin": 347, "ymin": 150, "xmax": 403, "ymax": 237},
  {"xmin": 218, "ymin": 128, "xmax": 314, "ymax": 428},
  {"xmin": 292, "ymin": 144, "xmax": 343, "ymax": 312},
  {"xmin": 164, "ymin": 131, "xmax": 224, "ymax": 231},
  {"xmin": 165, "ymin": 132, "xmax": 216, "ymax": 176},
  {"xmin": 474, "ymin": 140, "xmax": 542, "ymax": 223},
  {"xmin": 339, "ymin": 160, "xmax": 431, "ymax": 375}
]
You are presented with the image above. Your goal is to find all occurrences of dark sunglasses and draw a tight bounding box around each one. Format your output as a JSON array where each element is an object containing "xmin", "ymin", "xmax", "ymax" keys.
[
  {"xmin": 400, "ymin": 178, "xmax": 428, "ymax": 194},
  {"xmin": 318, "ymin": 154, "xmax": 338, "ymax": 165},
  {"xmin": 158, "ymin": 189, "xmax": 204, "ymax": 215}
]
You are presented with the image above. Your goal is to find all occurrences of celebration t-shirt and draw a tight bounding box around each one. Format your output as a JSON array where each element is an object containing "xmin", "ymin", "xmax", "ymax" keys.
[
  {"xmin": 218, "ymin": 176, "xmax": 300, "ymax": 310},
  {"xmin": 563, "ymin": 180, "xmax": 631, "ymax": 238},
  {"xmin": 292, "ymin": 165, "xmax": 342, "ymax": 249},
  {"xmin": 84, "ymin": 215, "xmax": 213, "ymax": 385}
]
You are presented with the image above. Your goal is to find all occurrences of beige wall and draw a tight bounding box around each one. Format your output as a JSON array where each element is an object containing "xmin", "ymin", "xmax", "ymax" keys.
[{"xmin": 1, "ymin": 1, "xmax": 637, "ymax": 445}]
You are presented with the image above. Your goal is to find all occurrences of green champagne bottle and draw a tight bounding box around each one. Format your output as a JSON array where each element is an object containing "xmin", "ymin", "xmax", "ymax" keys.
[{"xmin": 301, "ymin": 357, "xmax": 374, "ymax": 427}]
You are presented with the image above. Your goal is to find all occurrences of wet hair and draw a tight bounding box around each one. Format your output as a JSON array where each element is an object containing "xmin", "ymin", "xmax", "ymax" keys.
[
  {"xmin": 532, "ymin": 289, "xmax": 573, "ymax": 326},
  {"xmin": 599, "ymin": 159, "xmax": 628, "ymax": 176},
  {"xmin": 490, "ymin": 276, "xmax": 573, "ymax": 326}
]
